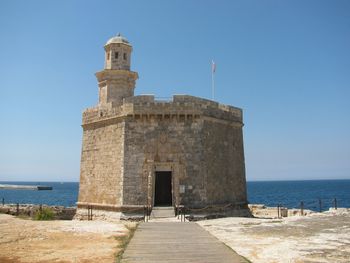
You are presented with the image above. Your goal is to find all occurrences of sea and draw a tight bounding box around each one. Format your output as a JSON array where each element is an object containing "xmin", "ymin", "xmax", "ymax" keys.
[{"xmin": 0, "ymin": 180, "xmax": 349, "ymax": 211}]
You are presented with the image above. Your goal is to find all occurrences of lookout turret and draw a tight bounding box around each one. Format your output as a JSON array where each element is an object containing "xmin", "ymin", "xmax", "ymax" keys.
[
  {"xmin": 104, "ymin": 33, "xmax": 131, "ymax": 70},
  {"xmin": 96, "ymin": 34, "xmax": 138, "ymax": 107}
]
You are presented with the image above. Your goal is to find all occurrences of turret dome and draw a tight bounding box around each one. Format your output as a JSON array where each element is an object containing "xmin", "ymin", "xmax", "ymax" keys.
[{"xmin": 105, "ymin": 33, "xmax": 130, "ymax": 46}]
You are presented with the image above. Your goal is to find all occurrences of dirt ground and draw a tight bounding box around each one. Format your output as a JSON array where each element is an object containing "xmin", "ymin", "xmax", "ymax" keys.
[
  {"xmin": 198, "ymin": 208, "xmax": 350, "ymax": 263},
  {"xmin": 0, "ymin": 214, "xmax": 133, "ymax": 263}
]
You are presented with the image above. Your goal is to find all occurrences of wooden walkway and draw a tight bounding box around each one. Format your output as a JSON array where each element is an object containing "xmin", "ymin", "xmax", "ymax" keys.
[{"xmin": 121, "ymin": 222, "xmax": 247, "ymax": 263}]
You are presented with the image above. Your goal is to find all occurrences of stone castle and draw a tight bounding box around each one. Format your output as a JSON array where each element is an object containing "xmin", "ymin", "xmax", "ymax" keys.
[{"xmin": 76, "ymin": 34, "xmax": 248, "ymax": 219}]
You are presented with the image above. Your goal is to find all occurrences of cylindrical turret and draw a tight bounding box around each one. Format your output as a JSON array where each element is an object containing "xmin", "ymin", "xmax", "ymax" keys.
[
  {"xmin": 104, "ymin": 33, "xmax": 132, "ymax": 70},
  {"xmin": 96, "ymin": 34, "xmax": 138, "ymax": 107}
]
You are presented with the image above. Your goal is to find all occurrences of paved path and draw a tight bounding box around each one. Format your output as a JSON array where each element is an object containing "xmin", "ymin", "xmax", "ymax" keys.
[{"xmin": 121, "ymin": 222, "xmax": 247, "ymax": 263}]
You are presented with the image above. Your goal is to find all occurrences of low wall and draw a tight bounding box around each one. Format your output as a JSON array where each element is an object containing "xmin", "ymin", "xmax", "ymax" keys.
[
  {"xmin": 0, "ymin": 204, "xmax": 76, "ymax": 220},
  {"xmin": 249, "ymin": 204, "xmax": 315, "ymax": 218}
]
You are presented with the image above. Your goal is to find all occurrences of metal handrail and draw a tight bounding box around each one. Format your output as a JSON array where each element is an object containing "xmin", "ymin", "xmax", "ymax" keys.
[{"xmin": 143, "ymin": 204, "xmax": 152, "ymax": 222}]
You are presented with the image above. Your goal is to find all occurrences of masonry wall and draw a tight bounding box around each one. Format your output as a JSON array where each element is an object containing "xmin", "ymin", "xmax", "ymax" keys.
[
  {"xmin": 122, "ymin": 115, "xmax": 206, "ymax": 206},
  {"xmin": 122, "ymin": 114, "xmax": 247, "ymax": 208},
  {"xmin": 201, "ymin": 119, "xmax": 247, "ymax": 204},
  {"xmin": 78, "ymin": 121, "xmax": 125, "ymax": 206},
  {"xmin": 78, "ymin": 95, "xmax": 248, "ymax": 211}
]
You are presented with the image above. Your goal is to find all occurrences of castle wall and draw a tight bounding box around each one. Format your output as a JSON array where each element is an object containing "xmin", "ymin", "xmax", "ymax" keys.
[
  {"xmin": 77, "ymin": 36, "xmax": 248, "ymax": 219},
  {"xmin": 78, "ymin": 95, "xmax": 247, "ymax": 213},
  {"xmin": 122, "ymin": 115, "xmax": 206, "ymax": 206},
  {"xmin": 121, "ymin": 109, "xmax": 247, "ymax": 207},
  {"xmin": 78, "ymin": 121, "xmax": 125, "ymax": 206},
  {"xmin": 201, "ymin": 119, "xmax": 247, "ymax": 204}
]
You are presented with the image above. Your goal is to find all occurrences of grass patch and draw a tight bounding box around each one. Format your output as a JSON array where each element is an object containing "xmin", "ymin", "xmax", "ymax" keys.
[
  {"xmin": 115, "ymin": 223, "xmax": 138, "ymax": 263},
  {"xmin": 34, "ymin": 207, "xmax": 54, "ymax": 220}
]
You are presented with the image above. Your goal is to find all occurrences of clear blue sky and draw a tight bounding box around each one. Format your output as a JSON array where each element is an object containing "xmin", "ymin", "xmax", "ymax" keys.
[{"xmin": 0, "ymin": 0, "xmax": 349, "ymax": 182}]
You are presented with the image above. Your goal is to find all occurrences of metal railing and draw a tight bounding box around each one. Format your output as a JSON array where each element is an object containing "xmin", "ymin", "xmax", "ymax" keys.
[
  {"xmin": 87, "ymin": 205, "xmax": 93, "ymax": 220},
  {"xmin": 143, "ymin": 205, "xmax": 152, "ymax": 222},
  {"xmin": 175, "ymin": 205, "xmax": 186, "ymax": 222},
  {"xmin": 272, "ymin": 197, "xmax": 347, "ymax": 218}
]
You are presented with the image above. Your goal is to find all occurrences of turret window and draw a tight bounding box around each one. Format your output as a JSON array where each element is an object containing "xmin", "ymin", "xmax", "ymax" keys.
[
  {"xmin": 115, "ymin": 52, "xmax": 119, "ymax": 59},
  {"xmin": 123, "ymin": 53, "xmax": 127, "ymax": 60}
]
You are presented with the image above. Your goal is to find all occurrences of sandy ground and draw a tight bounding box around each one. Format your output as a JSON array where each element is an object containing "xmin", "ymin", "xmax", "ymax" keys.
[
  {"xmin": 198, "ymin": 208, "xmax": 350, "ymax": 263},
  {"xmin": 0, "ymin": 214, "xmax": 132, "ymax": 263}
]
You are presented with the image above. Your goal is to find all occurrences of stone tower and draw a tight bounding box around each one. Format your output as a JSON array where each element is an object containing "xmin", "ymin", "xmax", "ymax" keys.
[
  {"xmin": 96, "ymin": 34, "xmax": 138, "ymax": 107},
  {"xmin": 76, "ymin": 35, "xmax": 248, "ymax": 220}
]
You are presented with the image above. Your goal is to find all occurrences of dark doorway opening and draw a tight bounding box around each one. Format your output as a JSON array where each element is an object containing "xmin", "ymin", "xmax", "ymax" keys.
[{"xmin": 154, "ymin": 171, "xmax": 172, "ymax": 206}]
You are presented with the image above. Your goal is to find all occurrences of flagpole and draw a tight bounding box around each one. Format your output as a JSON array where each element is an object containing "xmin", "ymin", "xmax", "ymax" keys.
[
  {"xmin": 212, "ymin": 69, "xmax": 214, "ymax": 100},
  {"xmin": 211, "ymin": 60, "xmax": 215, "ymax": 100}
]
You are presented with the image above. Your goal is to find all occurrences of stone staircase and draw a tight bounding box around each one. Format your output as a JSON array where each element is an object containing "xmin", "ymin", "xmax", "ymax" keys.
[{"xmin": 150, "ymin": 206, "xmax": 175, "ymax": 219}]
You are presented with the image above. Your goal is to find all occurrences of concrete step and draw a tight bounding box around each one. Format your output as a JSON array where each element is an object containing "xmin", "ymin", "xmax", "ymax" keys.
[{"xmin": 151, "ymin": 206, "xmax": 175, "ymax": 218}]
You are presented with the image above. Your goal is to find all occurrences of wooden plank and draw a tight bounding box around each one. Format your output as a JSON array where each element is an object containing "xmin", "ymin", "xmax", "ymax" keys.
[{"xmin": 122, "ymin": 222, "xmax": 247, "ymax": 263}]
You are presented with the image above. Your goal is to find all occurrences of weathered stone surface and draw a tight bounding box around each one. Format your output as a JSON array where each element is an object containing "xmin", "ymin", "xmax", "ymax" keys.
[{"xmin": 77, "ymin": 35, "xmax": 248, "ymax": 218}]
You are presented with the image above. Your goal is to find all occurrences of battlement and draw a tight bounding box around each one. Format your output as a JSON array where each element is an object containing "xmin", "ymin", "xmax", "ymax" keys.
[{"xmin": 82, "ymin": 94, "xmax": 242, "ymax": 126}]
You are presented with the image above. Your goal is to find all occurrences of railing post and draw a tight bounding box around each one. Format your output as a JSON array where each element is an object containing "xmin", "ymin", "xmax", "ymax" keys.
[
  {"xmin": 16, "ymin": 203, "xmax": 19, "ymax": 216},
  {"xmin": 1, "ymin": 198, "xmax": 4, "ymax": 206},
  {"xmin": 146, "ymin": 205, "xmax": 150, "ymax": 222},
  {"xmin": 300, "ymin": 201, "xmax": 304, "ymax": 216},
  {"xmin": 334, "ymin": 198, "xmax": 337, "ymax": 210},
  {"xmin": 143, "ymin": 205, "xmax": 146, "ymax": 222},
  {"xmin": 182, "ymin": 207, "xmax": 186, "ymax": 222},
  {"xmin": 87, "ymin": 205, "xmax": 92, "ymax": 221},
  {"xmin": 318, "ymin": 199, "xmax": 322, "ymax": 212},
  {"xmin": 146, "ymin": 205, "xmax": 149, "ymax": 222},
  {"xmin": 277, "ymin": 204, "xmax": 280, "ymax": 218}
]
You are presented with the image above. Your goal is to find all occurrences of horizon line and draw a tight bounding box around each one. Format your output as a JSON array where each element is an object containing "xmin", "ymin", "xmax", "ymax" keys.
[{"xmin": 1, "ymin": 178, "xmax": 350, "ymax": 183}]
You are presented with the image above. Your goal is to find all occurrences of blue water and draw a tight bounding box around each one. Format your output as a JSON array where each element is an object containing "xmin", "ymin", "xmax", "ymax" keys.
[
  {"xmin": 1, "ymin": 180, "xmax": 349, "ymax": 211},
  {"xmin": 247, "ymin": 180, "xmax": 350, "ymax": 211},
  {"xmin": 0, "ymin": 182, "xmax": 78, "ymax": 207}
]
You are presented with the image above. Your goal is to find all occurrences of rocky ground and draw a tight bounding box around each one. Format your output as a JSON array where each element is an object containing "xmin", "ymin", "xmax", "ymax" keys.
[
  {"xmin": 1, "ymin": 208, "xmax": 349, "ymax": 263},
  {"xmin": 198, "ymin": 208, "xmax": 350, "ymax": 263},
  {"xmin": 0, "ymin": 214, "xmax": 134, "ymax": 263}
]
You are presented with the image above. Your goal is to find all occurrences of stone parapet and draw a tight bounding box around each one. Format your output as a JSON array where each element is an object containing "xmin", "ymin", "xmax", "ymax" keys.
[{"xmin": 82, "ymin": 94, "xmax": 243, "ymax": 126}]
